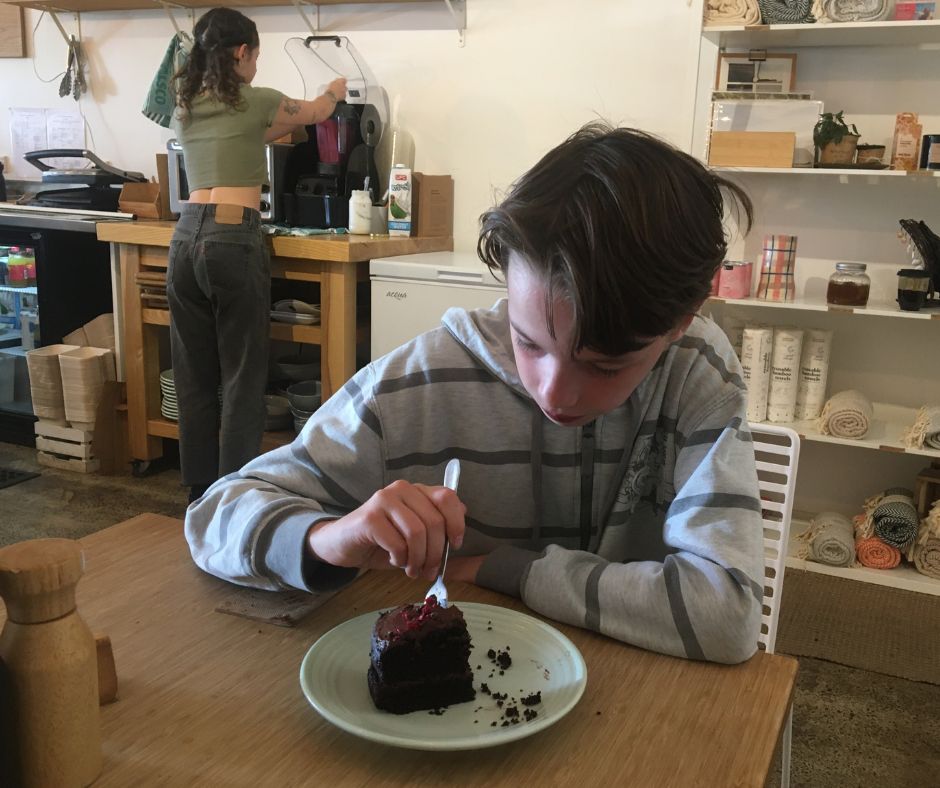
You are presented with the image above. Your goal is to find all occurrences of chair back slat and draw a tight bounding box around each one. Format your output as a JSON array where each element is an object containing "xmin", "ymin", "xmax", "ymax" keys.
[{"xmin": 749, "ymin": 422, "xmax": 801, "ymax": 655}]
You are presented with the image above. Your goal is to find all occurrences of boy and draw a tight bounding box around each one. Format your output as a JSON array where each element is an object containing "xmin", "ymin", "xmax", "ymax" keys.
[{"xmin": 186, "ymin": 123, "xmax": 763, "ymax": 664}]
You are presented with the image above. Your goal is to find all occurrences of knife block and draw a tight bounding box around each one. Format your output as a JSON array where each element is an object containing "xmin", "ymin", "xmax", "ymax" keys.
[{"xmin": 0, "ymin": 538, "xmax": 102, "ymax": 787}]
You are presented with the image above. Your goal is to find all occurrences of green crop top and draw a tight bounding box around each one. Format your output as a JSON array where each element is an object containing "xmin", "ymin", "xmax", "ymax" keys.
[{"xmin": 172, "ymin": 84, "xmax": 285, "ymax": 191}]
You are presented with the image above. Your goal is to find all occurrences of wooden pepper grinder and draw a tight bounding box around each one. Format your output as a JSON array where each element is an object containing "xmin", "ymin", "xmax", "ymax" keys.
[{"xmin": 0, "ymin": 538, "xmax": 102, "ymax": 787}]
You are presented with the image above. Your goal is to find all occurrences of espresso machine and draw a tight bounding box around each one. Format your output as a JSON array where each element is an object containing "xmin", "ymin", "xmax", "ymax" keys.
[{"xmin": 281, "ymin": 36, "xmax": 389, "ymax": 229}]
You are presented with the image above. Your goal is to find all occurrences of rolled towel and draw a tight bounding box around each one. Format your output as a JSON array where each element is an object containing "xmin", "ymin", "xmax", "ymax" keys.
[
  {"xmin": 757, "ymin": 0, "xmax": 815, "ymax": 23},
  {"xmin": 797, "ymin": 511, "xmax": 855, "ymax": 567},
  {"xmin": 819, "ymin": 0, "xmax": 889, "ymax": 22},
  {"xmin": 902, "ymin": 405, "xmax": 940, "ymax": 450},
  {"xmin": 907, "ymin": 501, "xmax": 940, "ymax": 580},
  {"xmin": 816, "ymin": 389, "xmax": 873, "ymax": 439},
  {"xmin": 704, "ymin": 0, "xmax": 761, "ymax": 25},
  {"xmin": 909, "ymin": 537, "xmax": 940, "ymax": 580},
  {"xmin": 855, "ymin": 536, "xmax": 901, "ymax": 570},
  {"xmin": 870, "ymin": 488, "xmax": 919, "ymax": 550}
]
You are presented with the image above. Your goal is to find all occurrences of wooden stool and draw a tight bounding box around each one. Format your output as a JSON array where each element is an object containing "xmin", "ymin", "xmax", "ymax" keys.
[{"xmin": 914, "ymin": 461, "xmax": 940, "ymax": 518}]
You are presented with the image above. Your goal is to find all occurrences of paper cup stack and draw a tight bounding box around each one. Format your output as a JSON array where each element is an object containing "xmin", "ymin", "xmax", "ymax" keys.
[
  {"xmin": 58, "ymin": 347, "xmax": 116, "ymax": 430},
  {"xmin": 25, "ymin": 344, "xmax": 80, "ymax": 424}
]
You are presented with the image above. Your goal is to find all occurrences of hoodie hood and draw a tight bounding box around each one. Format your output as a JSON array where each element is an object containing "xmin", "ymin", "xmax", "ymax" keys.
[{"xmin": 441, "ymin": 299, "xmax": 532, "ymax": 400}]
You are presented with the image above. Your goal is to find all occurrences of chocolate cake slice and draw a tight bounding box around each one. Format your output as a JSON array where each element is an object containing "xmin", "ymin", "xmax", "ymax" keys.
[{"xmin": 368, "ymin": 595, "xmax": 475, "ymax": 714}]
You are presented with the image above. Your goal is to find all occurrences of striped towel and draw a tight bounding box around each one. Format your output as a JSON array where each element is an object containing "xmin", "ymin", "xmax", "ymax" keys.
[
  {"xmin": 907, "ymin": 500, "xmax": 940, "ymax": 580},
  {"xmin": 817, "ymin": 0, "xmax": 888, "ymax": 22},
  {"xmin": 867, "ymin": 488, "xmax": 920, "ymax": 550},
  {"xmin": 902, "ymin": 405, "xmax": 940, "ymax": 450},
  {"xmin": 797, "ymin": 511, "xmax": 855, "ymax": 567},
  {"xmin": 855, "ymin": 536, "xmax": 901, "ymax": 569},
  {"xmin": 816, "ymin": 390, "xmax": 873, "ymax": 439},
  {"xmin": 757, "ymin": 0, "xmax": 815, "ymax": 23},
  {"xmin": 704, "ymin": 0, "xmax": 761, "ymax": 25},
  {"xmin": 141, "ymin": 33, "xmax": 191, "ymax": 129}
]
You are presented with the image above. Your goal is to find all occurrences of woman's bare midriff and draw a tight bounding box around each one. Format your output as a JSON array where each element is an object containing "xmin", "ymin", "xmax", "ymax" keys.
[{"xmin": 188, "ymin": 185, "xmax": 261, "ymax": 211}]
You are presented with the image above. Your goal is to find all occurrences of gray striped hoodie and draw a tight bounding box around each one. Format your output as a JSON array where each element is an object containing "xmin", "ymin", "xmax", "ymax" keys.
[{"xmin": 185, "ymin": 300, "xmax": 763, "ymax": 664}]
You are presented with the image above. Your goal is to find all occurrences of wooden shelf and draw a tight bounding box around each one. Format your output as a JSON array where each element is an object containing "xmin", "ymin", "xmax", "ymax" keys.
[
  {"xmin": 710, "ymin": 166, "xmax": 930, "ymax": 178},
  {"xmin": 707, "ymin": 295, "xmax": 940, "ymax": 321},
  {"xmin": 7, "ymin": 0, "xmax": 434, "ymax": 13},
  {"xmin": 754, "ymin": 402, "xmax": 940, "ymax": 459},
  {"xmin": 703, "ymin": 19, "xmax": 940, "ymax": 48},
  {"xmin": 786, "ymin": 521, "xmax": 940, "ymax": 596},
  {"xmin": 141, "ymin": 308, "xmax": 368, "ymax": 343},
  {"xmin": 147, "ymin": 416, "xmax": 294, "ymax": 451}
]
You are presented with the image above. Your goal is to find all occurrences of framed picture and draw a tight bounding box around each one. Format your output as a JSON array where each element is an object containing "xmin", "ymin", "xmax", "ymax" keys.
[{"xmin": 715, "ymin": 53, "xmax": 797, "ymax": 94}]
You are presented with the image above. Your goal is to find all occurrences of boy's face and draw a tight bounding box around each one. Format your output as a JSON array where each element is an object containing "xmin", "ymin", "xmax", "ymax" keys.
[{"xmin": 506, "ymin": 257, "xmax": 690, "ymax": 428}]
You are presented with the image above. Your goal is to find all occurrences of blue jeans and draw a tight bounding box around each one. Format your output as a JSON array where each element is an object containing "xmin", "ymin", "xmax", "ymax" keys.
[{"xmin": 167, "ymin": 203, "xmax": 270, "ymax": 487}]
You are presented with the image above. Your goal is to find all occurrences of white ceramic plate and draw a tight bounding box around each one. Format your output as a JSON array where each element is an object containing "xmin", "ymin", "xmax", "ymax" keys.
[{"xmin": 299, "ymin": 602, "xmax": 586, "ymax": 751}]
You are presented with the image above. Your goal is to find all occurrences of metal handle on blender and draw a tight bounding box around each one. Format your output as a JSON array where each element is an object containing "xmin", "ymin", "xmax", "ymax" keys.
[{"xmin": 303, "ymin": 35, "xmax": 342, "ymax": 47}]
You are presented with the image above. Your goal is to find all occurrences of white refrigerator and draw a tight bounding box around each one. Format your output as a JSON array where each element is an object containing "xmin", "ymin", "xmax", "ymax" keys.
[{"xmin": 369, "ymin": 251, "xmax": 507, "ymax": 360}]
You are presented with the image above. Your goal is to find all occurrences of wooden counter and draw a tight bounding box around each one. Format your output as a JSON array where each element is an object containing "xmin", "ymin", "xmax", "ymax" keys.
[{"xmin": 96, "ymin": 220, "xmax": 453, "ymax": 469}]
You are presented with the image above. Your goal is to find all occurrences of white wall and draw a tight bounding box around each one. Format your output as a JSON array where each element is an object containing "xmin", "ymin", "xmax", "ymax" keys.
[{"xmin": 0, "ymin": 1, "xmax": 704, "ymax": 250}]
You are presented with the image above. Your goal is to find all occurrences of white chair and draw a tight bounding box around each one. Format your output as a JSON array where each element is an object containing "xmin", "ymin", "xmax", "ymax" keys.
[{"xmin": 749, "ymin": 422, "xmax": 801, "ymax": 788}]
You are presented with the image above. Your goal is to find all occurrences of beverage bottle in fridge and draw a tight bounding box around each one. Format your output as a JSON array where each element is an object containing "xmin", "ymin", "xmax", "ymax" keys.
[{"xmin": 6, "ymin": 247, "xmax": 27, "ymax": 288}]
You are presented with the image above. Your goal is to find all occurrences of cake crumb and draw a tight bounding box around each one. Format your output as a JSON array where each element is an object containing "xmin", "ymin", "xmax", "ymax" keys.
[
  {"xmin": 524, "ymin": 709, "xmax": 538, "ymax": 721},
  {"xmin": 521, "ymin": 692, "xmax": 541, "ymax": 706}
]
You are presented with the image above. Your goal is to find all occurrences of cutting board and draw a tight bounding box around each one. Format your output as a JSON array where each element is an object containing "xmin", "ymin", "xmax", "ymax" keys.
[{"xmin": 0, "ymin": 4, "xmax": 26, "ymax": 59}]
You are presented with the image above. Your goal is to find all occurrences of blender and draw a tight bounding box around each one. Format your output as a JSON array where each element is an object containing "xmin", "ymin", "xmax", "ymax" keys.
[{"xmin": 281, "ymin": 36, "xmax": 389, "ymax": 229}]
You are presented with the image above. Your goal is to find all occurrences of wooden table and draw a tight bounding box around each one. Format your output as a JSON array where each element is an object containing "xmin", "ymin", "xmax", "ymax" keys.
[
  {"xmin": 95, "ymin": 221, "xmax": 453, "ymax": 467},
  {"xmin": 1, "ymin": 514, "xmax": 797, "ymax": 785}
]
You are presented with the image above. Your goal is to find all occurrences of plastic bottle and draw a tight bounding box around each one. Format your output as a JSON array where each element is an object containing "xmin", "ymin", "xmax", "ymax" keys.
[
  {"xmin": 348, "ymin": 190, "xmax": 372, "ymax": 235},
  {"xmin": 6, "ymin": 246, "xmax": 27, "ymax": 288},
  {"xmin": 0, "ymin": 538, "xmax": 102, "ymax": 787}
]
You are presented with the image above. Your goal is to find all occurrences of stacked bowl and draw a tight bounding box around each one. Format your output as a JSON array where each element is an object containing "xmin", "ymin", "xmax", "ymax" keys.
[{"xmin": 286, "ymin": 380, "xmax": 321, "ymax": 434}]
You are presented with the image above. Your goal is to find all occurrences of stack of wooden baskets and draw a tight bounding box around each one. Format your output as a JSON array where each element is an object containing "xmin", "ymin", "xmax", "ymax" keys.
[{"xmin": 25, "ymin": 344, "xmax": 116, "ymax": 473}]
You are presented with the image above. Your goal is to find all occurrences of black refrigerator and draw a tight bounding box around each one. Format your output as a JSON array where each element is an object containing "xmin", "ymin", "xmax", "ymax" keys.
[{"xmin": 0, "ymin": 219, "xmax": 113, "ymax": 446}]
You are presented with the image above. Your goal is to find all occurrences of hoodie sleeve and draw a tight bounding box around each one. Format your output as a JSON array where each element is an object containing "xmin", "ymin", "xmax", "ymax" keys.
[
  {"xmin": 477, "ymin": 389, "xmax": 764, "ymax": 664},
  {"xmin": 184, "ymin": 369, "xmax": 386, "ymax": 592}
]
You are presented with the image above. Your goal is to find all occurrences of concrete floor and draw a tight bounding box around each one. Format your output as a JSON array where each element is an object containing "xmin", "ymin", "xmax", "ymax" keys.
[{"xmin": 1, "ymin": 441, "xmax": 938, "ymax": 786}]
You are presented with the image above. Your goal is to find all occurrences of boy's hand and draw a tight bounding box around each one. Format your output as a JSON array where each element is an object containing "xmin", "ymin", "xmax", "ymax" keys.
[{"xmin": 306, "ymin": 480, "xmax": 465, "ymax": 581}]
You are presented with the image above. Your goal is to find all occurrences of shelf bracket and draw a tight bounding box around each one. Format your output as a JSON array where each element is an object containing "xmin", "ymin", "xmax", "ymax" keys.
[
  {"xmin": 442, "ymin": 0, "xmax": 466, "ymax": 47},
  {"xmin": 158, "ymin": 1, "xmax": 194, "ymax": 41},
  {"xmin": 291, "ymin": 0, "xmax": 320, "ymax": 36},
  {"xmin": 46, "ymin": 8, "xmax": 75, "ymax": 49}
]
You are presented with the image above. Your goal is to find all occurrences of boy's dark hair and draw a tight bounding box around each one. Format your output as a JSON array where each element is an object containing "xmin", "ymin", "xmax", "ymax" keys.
[
  {"xmin": 174, "ymin": 8, "xmax": 260, "ymax": 118},
  {"xmin": 477, "ymin": 123, "xmax": 753, "ymax": 356}
]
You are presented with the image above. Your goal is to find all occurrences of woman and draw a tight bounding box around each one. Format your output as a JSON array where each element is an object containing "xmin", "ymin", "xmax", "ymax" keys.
[{"xmin": 169, "ymin": 7, "xmax": 346, "ymax": 503}]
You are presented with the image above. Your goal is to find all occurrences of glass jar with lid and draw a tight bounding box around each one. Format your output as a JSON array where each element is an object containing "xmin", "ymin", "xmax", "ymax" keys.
[{"xmin": 826, "ymin": 262, "xmax": 870, "ymax": 307}]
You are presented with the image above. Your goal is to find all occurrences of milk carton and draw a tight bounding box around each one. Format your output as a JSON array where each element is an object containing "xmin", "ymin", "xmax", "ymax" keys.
[{"xmin": 388, "ymin": 165, "xmax": 413, "ymax": 236}]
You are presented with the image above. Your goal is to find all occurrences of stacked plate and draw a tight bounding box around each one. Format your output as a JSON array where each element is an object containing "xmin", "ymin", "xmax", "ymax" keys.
[
  {"xmin": 160, "ymin": 369, "xmax": 178, "ymax": 421},
  {"xmin": 160, "ymin": 369, "xmax": 222, "ymax": 422},
  {"xmin": 271, "ymin": 299, "xmax": 321, "ymax": 325}
]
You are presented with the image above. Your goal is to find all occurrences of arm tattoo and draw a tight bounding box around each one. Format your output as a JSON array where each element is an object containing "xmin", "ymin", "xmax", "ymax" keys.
[{"xmin": 283, "ymin": 99, "xmax": 302, "ymax": 116}]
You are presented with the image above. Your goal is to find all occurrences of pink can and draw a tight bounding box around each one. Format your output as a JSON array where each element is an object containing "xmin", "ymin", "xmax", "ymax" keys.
[{"xmin": 717, "ymin": 261, "xmax": 753, "ymax": 299}]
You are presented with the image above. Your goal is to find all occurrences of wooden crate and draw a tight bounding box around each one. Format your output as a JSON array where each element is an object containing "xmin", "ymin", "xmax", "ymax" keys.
[
  {"xmin": 34, "ymin": 421, "xmax": 98, "ymax": 473},
  {"xmin": 708, "ymin": 131, "xmax": 796, "ymax": 168}
]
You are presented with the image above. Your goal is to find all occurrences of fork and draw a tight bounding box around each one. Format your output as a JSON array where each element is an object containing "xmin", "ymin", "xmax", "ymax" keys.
[{"xmin": 425, "ymin": 458, "xmax": 461, "ymax": 608}]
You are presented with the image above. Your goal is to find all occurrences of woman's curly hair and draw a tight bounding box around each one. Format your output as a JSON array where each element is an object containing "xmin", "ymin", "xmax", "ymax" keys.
[{"xmin": 174, "ymin": 8, "xmax": 259, "ymax": 119}]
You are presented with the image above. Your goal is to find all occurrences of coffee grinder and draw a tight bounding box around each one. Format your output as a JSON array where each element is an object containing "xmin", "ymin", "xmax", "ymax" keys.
[{"xmin": 281, "ymin": 35, "xmax": 389, "ymax": 229}]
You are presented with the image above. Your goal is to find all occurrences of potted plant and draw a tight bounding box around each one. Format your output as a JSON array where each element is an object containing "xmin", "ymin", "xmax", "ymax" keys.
[{"xmin": 814, "ymin": 111, "xmax": 861, "ymax": 165}]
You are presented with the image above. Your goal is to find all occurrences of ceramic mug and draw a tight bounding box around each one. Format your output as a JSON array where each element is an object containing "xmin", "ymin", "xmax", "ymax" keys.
[{"xmin": 897, "ymin": 268, "xmax": 931, "ymax": 312}]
